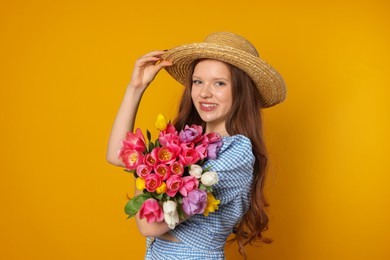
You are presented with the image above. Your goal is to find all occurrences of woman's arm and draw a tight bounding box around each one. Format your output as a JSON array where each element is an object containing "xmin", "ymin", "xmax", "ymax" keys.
[
  {"xmin": 106, "ymin": 51, "xmax": 175, "ymax": 237},
  {"xmin": 106, "ymin": 51, "xmax": 172, "ymax": 166}
]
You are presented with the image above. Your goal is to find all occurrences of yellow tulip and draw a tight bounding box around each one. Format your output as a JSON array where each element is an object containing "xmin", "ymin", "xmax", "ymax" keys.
[
  {"xmin": 156, "ymin": 182, "xmax": 167, "ymax": 194},
  {"xmin": 203, "ymin": 193, "xmax": 220, "ymax": 216},
  {"xmin": 155, "ymin": 113, "xmax": 168, "ymax": 131},
  {"xmin": 135, "ymin": 177, "xmax": 146, "ymax": 191}
]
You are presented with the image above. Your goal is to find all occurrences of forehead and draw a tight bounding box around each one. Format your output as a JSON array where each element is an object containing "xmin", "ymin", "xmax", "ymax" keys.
[{"xmin": 193, "ymin": 59, "xmax": 231, "ymax": 78}]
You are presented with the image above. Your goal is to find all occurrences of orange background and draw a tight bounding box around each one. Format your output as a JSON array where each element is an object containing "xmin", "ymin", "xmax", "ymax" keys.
[{"xmin": 1, "ymin": 0, "xmax": 389, "ymax": 259}]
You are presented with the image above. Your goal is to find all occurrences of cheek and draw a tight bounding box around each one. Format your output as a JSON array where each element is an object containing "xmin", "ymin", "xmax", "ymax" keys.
[
  {"xmin": 191, "ymin": 88, "xmax": 198, "ymax": 102},
  {"xmin": 216, "ymin": 90, "xmax": 233, "ymax": 107}
]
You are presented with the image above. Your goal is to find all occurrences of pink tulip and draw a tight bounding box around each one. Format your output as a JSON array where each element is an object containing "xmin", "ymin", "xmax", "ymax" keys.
[
  {"xmin": 154, "ymin": 164, "xmax": 171, "ymax": 181},
  {"xmin": 195, "ymin": 143, "xmax": 208, "ymax": 160},
  {"xmin": 179, "ymin": 176, "xmax": 199, "ymax": 196},
  {"xmin": 159, "ymin": 123, "xmax": 179, "ymax": 146},
  {"xmin": 202, "ymin": 132, "xmax": 221, "ymax": 144},
  {"xmin": 120, "ymin": 150, "xmax": 144, "ymax": 170},
  {"xmin": 122, "ymin": 128, "xmax": 146, "ymax": 153},
  {"xmin": 144, "ymin": 148, "xmax": 159, "ymax": 167},
  {"xmin": 144, "ymin": 174, "xmax": 162, "ymax": 193},
  {"xmin": 180, "ymin": 142, "xmax": 194, "ymax": 150},
  {"xmin": 166, "ymin": 175, "xmax": 183, "ymax": 197},
  {"xmin": 136, "ymin": 164, "xmax": 153, "ymax": 178},
  {"xmin": 179, "ymin": 148, "xmax": 201, "ymax": 166},
  {"xmin": 157, "ymin": 144, "xmax": 180, "ymax": 165},
  {"xmin": 170, "ymin": 161, "xmax": 184, "ymax": 176},
  {"xmin": 139, "ymin": 198, "xmax": 164, "ymax": 223}
]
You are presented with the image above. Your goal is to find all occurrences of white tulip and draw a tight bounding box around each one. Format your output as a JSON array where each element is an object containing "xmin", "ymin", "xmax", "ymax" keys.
[
  {"xmin": 201, "ymin": 171, "xmax": 219, "ymax": 186},
  {"xmin": 188, "ymin": 164, "xmax": 203, "ymax": 179},
  {"xmin": 163, "ymin": 200, "xmax": 179, "ymax": 229}
]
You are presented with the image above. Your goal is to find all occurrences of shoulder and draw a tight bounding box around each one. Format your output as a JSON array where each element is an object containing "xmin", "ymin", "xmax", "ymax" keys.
[
  {"xmin": 206, "ymin": 134, "xmax": 255, "ymax": 172},
  {"xmin": 221, "ymin": 134, "xmax": 252, "ymax": 151},
  {"xmin": 220, "ymin": 134, "xmax": 254, "ymax": 161}
]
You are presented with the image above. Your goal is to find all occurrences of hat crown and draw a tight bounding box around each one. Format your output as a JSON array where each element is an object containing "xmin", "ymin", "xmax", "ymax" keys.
[{"xmin": 204, "ymin": 32, "xmax": 259, "ymax": 58}]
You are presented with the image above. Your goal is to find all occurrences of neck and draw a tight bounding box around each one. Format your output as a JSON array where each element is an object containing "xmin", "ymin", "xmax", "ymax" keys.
[
  {"xmin": 218, "ymin": 130, "xmax": 229, "ymax": 136},
  {"xmin": 206, "ymin": 128, "xmax": 229, "ymax": 136},
  {"xmin": 205, "ymin": 122, "xmax": 229, "ymax": 136}
]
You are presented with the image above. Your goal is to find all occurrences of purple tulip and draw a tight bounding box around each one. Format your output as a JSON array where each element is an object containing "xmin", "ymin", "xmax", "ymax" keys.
[
  {"xmin": 182, "ymin": 189, "xmax": 207, "ymax": 216},
  {"xmin": 179, "ymin": 128, "xmax": 197, "ymax": 143},
  {"xmin": 179, "ymin": 125, "xmax": 203, "ymax": 143},
  {"xmin": 206, "ymin": 141, "xmax": 222, "ymax": 160}
]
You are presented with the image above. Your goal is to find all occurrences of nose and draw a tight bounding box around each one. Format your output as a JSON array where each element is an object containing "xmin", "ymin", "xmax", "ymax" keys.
[{"xmin": 200, "ymin": 84, "xmax": 212, "ymax": 99}]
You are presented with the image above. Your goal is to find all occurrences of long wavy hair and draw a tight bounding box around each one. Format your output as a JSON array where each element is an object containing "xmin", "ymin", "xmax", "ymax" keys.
[{"xmin": 173, "ymin": 59, "xmax": 272, "ymax": 258}]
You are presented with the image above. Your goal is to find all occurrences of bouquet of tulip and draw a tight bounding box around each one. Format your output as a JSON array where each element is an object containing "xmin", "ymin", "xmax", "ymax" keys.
[{"xmin": 118, "ymin": 114, "xmax": 222, "ymax": 229}]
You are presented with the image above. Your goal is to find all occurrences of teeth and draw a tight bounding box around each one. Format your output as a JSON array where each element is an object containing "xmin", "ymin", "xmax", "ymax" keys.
[{"xmin": 201, "ymin": 103, "xmax": 217, "ymax": 107}]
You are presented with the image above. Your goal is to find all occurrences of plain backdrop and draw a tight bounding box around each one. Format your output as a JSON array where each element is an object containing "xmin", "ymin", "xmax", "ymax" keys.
[{"xmin": 1, "ymin": 0, "xmax": 389, "ymax": 259}]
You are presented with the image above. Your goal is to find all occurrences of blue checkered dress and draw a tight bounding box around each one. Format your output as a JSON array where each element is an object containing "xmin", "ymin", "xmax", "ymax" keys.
[{"xmin": 145, "ymin": 134, "xmax": 255, "ymax": 259}]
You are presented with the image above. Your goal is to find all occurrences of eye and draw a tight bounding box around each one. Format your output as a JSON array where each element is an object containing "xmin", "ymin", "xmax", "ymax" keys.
[
  {"xmin": 216, "ymin": 81, "xmax": 226, "ymax": 86},
  {"xmin": 192, "ymin": 79, "xmax": 202, "ymax": 85}
]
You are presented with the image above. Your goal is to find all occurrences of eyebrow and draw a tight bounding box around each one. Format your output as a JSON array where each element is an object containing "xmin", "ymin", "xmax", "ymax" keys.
[{"xmin": 192, "ymin": 75, "xmax": 230, "ymax": 81}]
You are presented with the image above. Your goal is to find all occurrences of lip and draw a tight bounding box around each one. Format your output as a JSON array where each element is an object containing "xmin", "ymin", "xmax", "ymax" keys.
[{"xmin": 199, "ymin": 102, "xmax": 217, "ymax": 112}]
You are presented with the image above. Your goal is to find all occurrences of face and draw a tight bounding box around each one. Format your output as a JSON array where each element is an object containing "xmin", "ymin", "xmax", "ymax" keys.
[{"xmin": 191, "ymin": 59, "xmax": 233, "ymax": 133}]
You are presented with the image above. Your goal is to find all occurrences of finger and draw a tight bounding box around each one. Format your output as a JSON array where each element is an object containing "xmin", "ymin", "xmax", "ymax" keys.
[
  {"xmin": 140, "ymin": 50, "xmax": 167, "ymax": 58},
  {"xmin": 155, "ymin": 60, "xmax": 173, "ymax": 69},
  {"xmin": 149, "ymin": 60, "xmax": 173, "ymax": 75},
  {"xmin": 135, "ymin": 56, "xmax": 161, "ymax": 67},
  {"xmin": 139, "ymin": 56, "xmax": 160, "ymax": 63}
]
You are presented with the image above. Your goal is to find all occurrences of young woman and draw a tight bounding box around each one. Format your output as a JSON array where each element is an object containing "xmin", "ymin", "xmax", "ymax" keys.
[{"xmin": 106, "ymin": 32, "xmax": 287, "ymax": 259}]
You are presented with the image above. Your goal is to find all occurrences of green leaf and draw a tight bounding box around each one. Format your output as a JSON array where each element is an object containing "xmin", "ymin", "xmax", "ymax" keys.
[
  {"xmin": 124, "ymin": 193, "xmax": 152, "ymax": 218},
  {"xmin": 202, "ymin": 165, "xmax": 212, "ymax": 172},
  {"xmin": 146, "ymin": 129, "xmax": 151, "ymax": 142},
  {"xmin": 199, "ymin": 184, "xmax": 207, "ymax": 191},
  {"xmin": 177, "ymin": 206, "xmax": 185, "ymax": 219},
  {"xmin": 153, "ymin": 192, "xmax": 164, "ymax": 200},
  {"xmin": 163, "ymin": 193, "xmax": 171, "ymax": 201},
  {"xmin": 148, "ymin": 142, "xmax": 155, "ymax": 152},
  {"xmin": 155, "ymin": 139, "xmax": 160, "ymax": 147}
]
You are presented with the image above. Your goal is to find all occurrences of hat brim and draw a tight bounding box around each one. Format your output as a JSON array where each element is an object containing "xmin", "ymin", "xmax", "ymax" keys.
[{"xmin": 162, "ymin": 42, "xmax": 287, "ymax": 108}]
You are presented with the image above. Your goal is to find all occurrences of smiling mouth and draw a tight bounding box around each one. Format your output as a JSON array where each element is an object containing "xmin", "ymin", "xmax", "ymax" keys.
[
  {"xmin": 201, "ymin": 103, "xmax": 217, "ymax": 108},
  {"xmin": 199, "ymin": 102, "xmax": 217, "ymax": 111}
]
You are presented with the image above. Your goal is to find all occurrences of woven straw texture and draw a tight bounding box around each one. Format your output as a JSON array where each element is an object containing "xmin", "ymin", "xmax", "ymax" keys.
[{"xmin": 162, "ymin": 32, "xmax": 287, "ymax": 108}]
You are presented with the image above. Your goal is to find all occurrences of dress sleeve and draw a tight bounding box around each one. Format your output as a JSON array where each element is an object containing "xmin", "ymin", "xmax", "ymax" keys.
[{"xmin": 206, "ymin": 135, "xmax": 255, "ymax": 206}]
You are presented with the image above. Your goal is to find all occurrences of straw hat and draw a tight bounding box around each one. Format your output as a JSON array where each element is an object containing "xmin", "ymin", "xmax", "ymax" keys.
[{"xmin": 162, "ymin": 32, "xmax": 287, "ymax": 108}]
